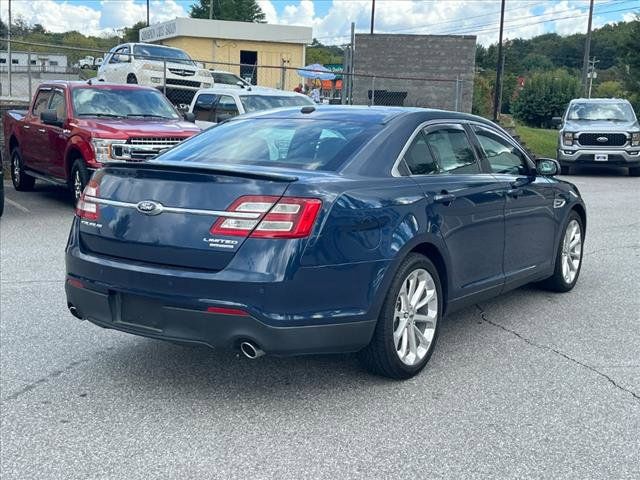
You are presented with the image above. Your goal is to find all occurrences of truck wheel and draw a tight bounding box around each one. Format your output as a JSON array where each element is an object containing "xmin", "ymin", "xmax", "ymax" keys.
[
  {"xmin": 629, "ymin": 167, "xmax": 640, "ymax": 177},
  {"xmin": 358, "ymin": 253, "xmax": 442, "ymax": 379},
  {"xmin": 10, "ymin": 149, "xmax": 35, "ymax": 191},
  {"xmin": 69, "ymin": 159, "xmax": 89, "ymax": 203},
  {"xmin": 126, "ymin": 74, "xmax": 138, "ymax": 84}
]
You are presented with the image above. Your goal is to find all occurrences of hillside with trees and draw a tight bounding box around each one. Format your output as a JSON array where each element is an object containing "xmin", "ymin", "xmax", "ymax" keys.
[{"xmin": 474, "ymin": 17, "xmax": 640, "ymax": 125}]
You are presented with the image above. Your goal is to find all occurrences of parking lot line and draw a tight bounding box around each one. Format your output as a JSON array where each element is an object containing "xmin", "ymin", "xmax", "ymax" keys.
[{"xmin": 5, "ymin": 197, "xmax": 31, "ymax": 214}]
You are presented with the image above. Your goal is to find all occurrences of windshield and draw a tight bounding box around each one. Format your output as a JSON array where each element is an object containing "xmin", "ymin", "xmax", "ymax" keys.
[
  {"xmin": 212, "ymin": 72, "xmax": 246, "ymax": 85},
  {"xmin": 240, "ymin": 95, "xmax": 314, "ymax": 113},
  {"xmin": 72, "ymin": 88, "xmax": 180, "ymax": 119},
  {"xmin": 567, "ymin": 102, "xmax": 636, "ymax": 122},
  {"xmin": 132, "ymin": 45, "xmax": 195, "ymax": 66},
  {"xmin": 155, "ymin": 118, "xmax": 379, "ymax": 171}
]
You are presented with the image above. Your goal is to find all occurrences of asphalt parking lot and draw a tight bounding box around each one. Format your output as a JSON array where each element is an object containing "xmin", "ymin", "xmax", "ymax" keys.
[{"xmin": 1, "ymin": 169, "xmax": 639, "ymax": 479}]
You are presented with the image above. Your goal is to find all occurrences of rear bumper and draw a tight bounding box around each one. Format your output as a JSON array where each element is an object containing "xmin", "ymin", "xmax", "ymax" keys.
[
  {"xmin": 557, "ymin": 148, "xmax": 640, "ymax": 167},
  {"xmin": 66, "ymin": 281, "xmax": 375, "ymax": 355}
]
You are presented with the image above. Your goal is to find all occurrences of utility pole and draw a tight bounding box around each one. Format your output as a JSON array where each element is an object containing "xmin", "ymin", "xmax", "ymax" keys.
[
  {"xmin": 8, "ymin": 0, "xmax": 12, "ymax": 97},
  {"xmin": 587, "ymin": 57, "xmax": 598, "ymax": 98},
  {"xmin": 370, "ymin": 0, "xmax": 375, "ymax": 34},
  {"xmin": 492, "ymin": 0, "xmax": 505, "ymax": 122},
  {"xmin": 581, "ymin": 0, "xmax": 595, "ymax": 96},
  {"xmin": 350, "ymin": 22, "xmax": 355, "ymax": 105},
  {"xmin": 146, "ymin": 0, "xmax": 150, "ymax": 26},
  {"xmin": 209, "ymin": 0, "xmax": 214, "ymax": 20}
]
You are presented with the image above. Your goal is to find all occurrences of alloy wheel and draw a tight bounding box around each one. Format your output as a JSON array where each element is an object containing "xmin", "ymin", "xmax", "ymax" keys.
[
  {"xmin": 393, "ymin": 268, "xmax": 438, "ymax": 366},
  {"xmin": 561, "ymin": 219, "xmax": 582, "ymax": 284},
  {"xmin": 12, "ymin": 152, "xmax": 20, "ymax": 186},
  {"xmin": 73, "ymin": 170, "xmax": 83, "ymax": 202}
]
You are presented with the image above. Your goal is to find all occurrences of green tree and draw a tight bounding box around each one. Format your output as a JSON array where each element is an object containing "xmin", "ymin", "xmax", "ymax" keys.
[
  {"xmin": 121, "ymin": 21, "xmax": 147, "ymax": 43},
  {"xmin": 512, "ymin": 70, "xmax": 581, "ymax": 128},
  {"xmin": 594, "ymin": 80, "xmax": 626, "ymax": 98},
  {"xmin": 190, "ymin": 0, "xmax": 265, "ymax": 22},
  {"xmin": 472, "ymin": 74, "xmax": 492, "ymax": 118},
  {"xmin": 306, "ymin": 39, "xmax": 344, "ymax": 65}
]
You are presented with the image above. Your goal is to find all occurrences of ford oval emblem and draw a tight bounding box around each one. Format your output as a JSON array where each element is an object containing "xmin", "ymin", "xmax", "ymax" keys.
[
  {"xmin": 136, "ymin": 200, "xmax": 163, "ymax": 215},
  {"xmin": 596, "ymin": 136, "xmax": 608, "ymax": 143}
]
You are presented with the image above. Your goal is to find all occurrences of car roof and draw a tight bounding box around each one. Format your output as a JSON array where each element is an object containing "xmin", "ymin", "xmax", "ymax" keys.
[
  {"xmin": 38, "ymin": 80, "xmax": 158, "ymax": 92},
  {"xmin": 570, "ymin": 98, "xmax": 631, "ymax": 104},
  {"xmin": 196, "ymin": 86, "xmax": 308, "ymax": 98},
  {"xmin": 239, "ymin": 105, "xmax": 495, "ymax": 126}
]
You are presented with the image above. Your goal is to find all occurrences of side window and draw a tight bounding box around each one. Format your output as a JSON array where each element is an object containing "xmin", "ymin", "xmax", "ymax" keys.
[
  {"xmin": 404, "ymin": 131, "xmax": 439, "ymax": 175},
  {"xmin": 48, "ymin": 90, "xmax": 67, "ymax": 121},
  {"xmin": 215, "ymin": 95, "xmax": 239, "ymax": 122},
  {"xmin": 32, "ymin": 90, "xmax": 52, "ymax": 117},
  {"xmin": 109, "ymin": 47, "xmax": 128, "ymax": 64},
  {"xmin": 424, "ymin": 127, "xmax": 479, "ymax": 174},
  {"xmin": 193, "ymin": 94, "xmax": 218, "ymax": 122},
  {"xmin": 474, "ymin": 127, "xmax": 529, "ymax": 175}
]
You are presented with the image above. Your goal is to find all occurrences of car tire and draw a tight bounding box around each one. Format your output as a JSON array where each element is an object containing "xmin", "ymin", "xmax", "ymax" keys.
[
  {"xmin": 560, "ymin": 165, "xmax": 571, "ymax": 175},
  {"xmin": 540, "ymin": 211, "xmax": 584, "ymax": 292},
  {"xmin": 629, "ymin": 167, "xmax": 640, "ymax": 177},
  {"xmin": 10, "ymin": 149, "xmax": 35, "ymax": 191},
  {"xmin": 69, "ymin": 158, "xmax": 90, "ymax": 203},
  {"xmin": 359, "ymin": 253, "xmax": 442, "ymax": 379},
  {"xmin": 126, "ymin": 74, "xmax": 138, "ymax": 84}
]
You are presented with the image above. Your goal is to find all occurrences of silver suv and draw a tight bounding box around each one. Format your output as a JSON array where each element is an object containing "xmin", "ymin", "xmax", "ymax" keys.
[{"xmin": 554, "ymin": 98, "xmax": 640, "ymax": 176}]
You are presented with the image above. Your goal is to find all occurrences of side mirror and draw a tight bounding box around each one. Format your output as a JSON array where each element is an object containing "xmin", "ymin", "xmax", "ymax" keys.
[
  {"xmin": 551, "ymin": 117, "xmax": 563, "ymax": 129},
  {"xmin": 536, "ymin": 158, "xmax": 560, "ymax": 176},
  {"xmin": 119, "ymin": 54, "xmax": 131, "ymax": 63},
  {"xmin": 41, "ymin": 110, "xmax": 63, "ymax": 127},
  {"xmin": 183, "ymin": 112, "xmax": 196, "ymax": 123}
]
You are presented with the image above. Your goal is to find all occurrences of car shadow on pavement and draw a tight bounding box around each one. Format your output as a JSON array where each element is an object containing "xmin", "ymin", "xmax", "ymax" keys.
[{"xmin": 84, "ymin": 285, "xmax": 556, "ymax": 401}]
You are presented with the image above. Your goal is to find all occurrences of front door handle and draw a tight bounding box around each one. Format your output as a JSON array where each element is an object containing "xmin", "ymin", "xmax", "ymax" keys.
[
  {"xmin": 433, "ymin": 192, "xmax": 456, "ymax": 205},
  {"xmin": 506, "ymin": 188, "xmax": 522, "ymax": 198},
  {"xmin": 37, "ymin": 128, "xmax": 46, "ymax": 133}
]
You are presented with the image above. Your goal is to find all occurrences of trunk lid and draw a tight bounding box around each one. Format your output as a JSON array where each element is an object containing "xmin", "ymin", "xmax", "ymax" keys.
[{"xmin": 78, "ymin": 163, "xmax": 296, "ymax": 271}]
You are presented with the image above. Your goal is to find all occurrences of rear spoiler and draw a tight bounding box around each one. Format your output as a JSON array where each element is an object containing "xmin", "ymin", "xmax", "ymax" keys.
[{"xmin": 102, "ymin": 161, "xmax": 299, "ymax": 183}]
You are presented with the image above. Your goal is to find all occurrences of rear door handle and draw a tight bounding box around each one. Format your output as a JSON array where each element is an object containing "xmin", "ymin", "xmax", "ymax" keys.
[
  {"xmin": 506, "ymin": 188, "xmax": 522, "ymax": 198},
  {"xmin": 37, "ymin": 128, "xmax": 46, "ymax": 133},
  {"xmin": 433, "ymin": 192, "xmax": 456, "ymax": 205},
  {"xmin": 23, "ymin": 125, "xmax": 30, "ymax": 129}
]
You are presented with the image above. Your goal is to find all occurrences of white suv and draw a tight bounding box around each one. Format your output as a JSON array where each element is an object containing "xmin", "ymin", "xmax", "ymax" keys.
[{"xmin": 97, "ymin": 43, "xmax": 212, "ymax": 107}]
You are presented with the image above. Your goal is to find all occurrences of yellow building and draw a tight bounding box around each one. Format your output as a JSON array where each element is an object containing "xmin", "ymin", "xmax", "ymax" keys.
[{"xmin": 139, "ymin": 18, "xmax": 312, "ymax": 90}]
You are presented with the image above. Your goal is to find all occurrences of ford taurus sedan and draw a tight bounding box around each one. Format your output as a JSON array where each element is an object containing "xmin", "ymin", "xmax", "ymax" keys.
[{"xmin": 65, "ymin": 106, "xmax": 586, "ymax": 379}]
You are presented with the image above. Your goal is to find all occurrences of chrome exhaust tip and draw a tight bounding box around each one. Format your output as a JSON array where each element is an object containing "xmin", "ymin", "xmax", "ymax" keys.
[
  {"xmin": 240, "ymin": 341, "xmax": 265, "ymax": 359},
  {"xmin": 68, "ymin": 304, "xmax": 83, "ymax": 320}
]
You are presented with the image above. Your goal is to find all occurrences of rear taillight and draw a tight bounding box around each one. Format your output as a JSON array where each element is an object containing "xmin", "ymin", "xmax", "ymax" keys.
[
  {"xmin": 76, "ymin": 180, "xmax": 100, "ymax": 221},
  {"xmin": 211, "ymin": 195, "xmax": 322, "ymax": 239}
]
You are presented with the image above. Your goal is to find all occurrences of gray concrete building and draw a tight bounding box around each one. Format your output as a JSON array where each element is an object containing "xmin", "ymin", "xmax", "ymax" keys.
[{"xmin": 352, "ymin": 34, "xmax": 476, "ymax": 112}]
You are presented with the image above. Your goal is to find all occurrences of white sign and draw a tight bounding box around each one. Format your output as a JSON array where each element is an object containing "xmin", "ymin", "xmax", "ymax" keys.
[{"xmin": 139, "ymin": 20, "xmax": 178, "ymax": 42}]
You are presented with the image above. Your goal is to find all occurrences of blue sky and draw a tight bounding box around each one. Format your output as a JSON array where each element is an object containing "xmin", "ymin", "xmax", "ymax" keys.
[{"xmin": 1, "ymin": 0, "xmax": 637, "ymax": 45}]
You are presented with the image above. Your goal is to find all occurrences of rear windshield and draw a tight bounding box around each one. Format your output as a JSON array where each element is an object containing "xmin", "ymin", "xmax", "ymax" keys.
[
  {"xmin": 567, "ymin": 102, "xmax": 636, "ymax": 122},
  {"xmin": 154, "ymin": 118, "xmax": 379, "ymax": 171},
  {"xmin": 240, "ymin": 95, "xmax": 314, "ymax": 113},
  {"xmin": 72, "ymin": 88, "xmax": 180, "ymax": 119}
]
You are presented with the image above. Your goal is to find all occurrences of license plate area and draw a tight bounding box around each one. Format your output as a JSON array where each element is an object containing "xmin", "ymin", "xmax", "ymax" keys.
[
  {"xmin": 115, "ymin": 293, "xmax": 164, "ymax": 332},
  {"xmin": 594, "ymin": 154, "xmax": 608, "ymax": 162}
]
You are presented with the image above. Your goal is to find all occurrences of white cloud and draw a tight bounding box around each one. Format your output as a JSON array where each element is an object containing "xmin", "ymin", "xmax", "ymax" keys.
[
  {"xmin": 0, "ymin": 0, "xmax": 102, "ymax": 35},
  {"xmin": 100, "ymin": 0, "xmax": 187, "ymax": 30}
]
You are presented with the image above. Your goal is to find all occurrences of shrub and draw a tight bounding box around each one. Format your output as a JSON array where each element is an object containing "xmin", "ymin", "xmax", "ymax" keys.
[{"xmin": 512, "ymin": 70, "xmax": 581, "ymax": 128}]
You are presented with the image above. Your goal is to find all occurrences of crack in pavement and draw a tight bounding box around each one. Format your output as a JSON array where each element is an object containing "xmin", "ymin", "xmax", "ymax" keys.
[
  {"xmin": 584, "ymin": 244, "xmax": 638, "ymax": 257},
  {"xmin": 1, "ymin": 347, "xmax": 114, "ymax": 404},
  {"xmin": 475, "ymin": 304, "xmax": 640, "ymax": 403}
]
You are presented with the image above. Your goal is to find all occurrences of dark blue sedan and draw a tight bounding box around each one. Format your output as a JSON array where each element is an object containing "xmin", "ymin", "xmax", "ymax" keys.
[{"xmin": 65, "ymin": 106, "xmax": 586, "ymax": 379}]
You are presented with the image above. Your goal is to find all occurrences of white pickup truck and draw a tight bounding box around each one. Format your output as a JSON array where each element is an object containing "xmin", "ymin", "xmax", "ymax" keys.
[
  {"xmin": 97, "ymin": 43, "xmax": 213, "ymax": 108},
  {"xmin": 189, "ymin": 86, "xmax": 313, "ymax": 129}
]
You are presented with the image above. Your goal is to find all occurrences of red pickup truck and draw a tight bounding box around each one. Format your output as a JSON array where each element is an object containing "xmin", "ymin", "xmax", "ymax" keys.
[{"xmin": 3, "ymin": 81, "xmax": 200, "ymax": 201}]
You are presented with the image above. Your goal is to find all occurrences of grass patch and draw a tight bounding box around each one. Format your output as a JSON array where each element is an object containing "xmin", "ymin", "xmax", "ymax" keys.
[{"xmin": 514, "ymin": 124, "xmax": 558, "ymax": 159}]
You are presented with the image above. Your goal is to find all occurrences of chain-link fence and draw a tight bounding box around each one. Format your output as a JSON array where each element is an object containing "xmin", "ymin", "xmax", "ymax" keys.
[{"xmin": 0, "ymin": 38, "xmax": 472, "ymax": 112}]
